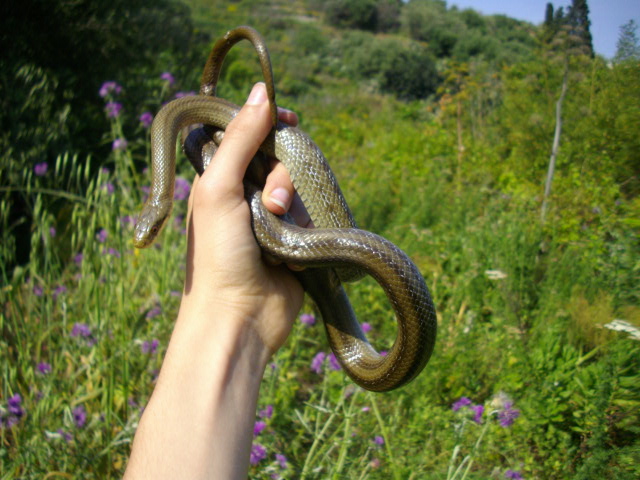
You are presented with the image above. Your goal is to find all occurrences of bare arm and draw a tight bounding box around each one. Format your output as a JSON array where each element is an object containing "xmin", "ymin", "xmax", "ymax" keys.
[{"xmin": 124, "ymin": 83, "xmax": 304, "ymax": 479}]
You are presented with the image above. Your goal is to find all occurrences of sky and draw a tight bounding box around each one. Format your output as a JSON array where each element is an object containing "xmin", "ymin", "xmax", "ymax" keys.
[{"xmin": 448, "ymin": 0, "xmax": 640, "ymax": 58}]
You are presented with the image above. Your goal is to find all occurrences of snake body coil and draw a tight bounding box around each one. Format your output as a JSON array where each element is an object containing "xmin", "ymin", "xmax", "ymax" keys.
[{"xmin": 133, "ymin": 26, "xmax": 436, "ymax": 392}]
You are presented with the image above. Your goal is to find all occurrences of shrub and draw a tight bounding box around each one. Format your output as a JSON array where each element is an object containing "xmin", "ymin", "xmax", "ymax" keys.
[{"xmin": 324, "ymin": 0, "xmax": 378, "ymax": 31}]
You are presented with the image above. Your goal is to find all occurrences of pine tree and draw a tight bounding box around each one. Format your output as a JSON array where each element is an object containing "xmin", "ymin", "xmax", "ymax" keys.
[
  {"xmin": 541, "ymin": 3, "xmax": 558, "ymax": 44},
  {"xmin": 544, "ymin": 3, "xmax": 554, "ymax": 27},
  {"xmin": 541, "ymin": 3, "xmax": 567, "ymax": 45},
  {"xmin": 614, "ymin": 19, "xmax": 640, "ymax": 63},
  {"xmin": 567, "ymin": 0, "xmax": 594, "ymax": 56},
  {"xmin": 554, "ymin": 6, "xmax": 565, "ymax": 26}
]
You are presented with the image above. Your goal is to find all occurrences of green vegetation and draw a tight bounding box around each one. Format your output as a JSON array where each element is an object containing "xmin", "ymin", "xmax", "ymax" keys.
[{"xmin": 1, "ymin": 0, "xmax": 638, "ymax": 478}]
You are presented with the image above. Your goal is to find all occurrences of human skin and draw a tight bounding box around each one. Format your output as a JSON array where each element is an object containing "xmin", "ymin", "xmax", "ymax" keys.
[{"xmin": 124, "ymin": 83, "xmax": 305, "ymax": 479}]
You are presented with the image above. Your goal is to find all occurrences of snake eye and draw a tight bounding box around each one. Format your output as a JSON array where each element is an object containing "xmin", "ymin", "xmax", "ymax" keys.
[{"xmin": 151, "ymin": 225, "xmax": 159, "ymax": 235}]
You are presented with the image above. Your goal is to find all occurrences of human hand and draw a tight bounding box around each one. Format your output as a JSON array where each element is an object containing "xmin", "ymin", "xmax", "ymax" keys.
[
  {"xmin": 180, "ymin": 82, "xmax": 306, "ymax": 357},
  {"xmin": 125, "ymin": 83, "xmax": 310, "ymax": 480}
]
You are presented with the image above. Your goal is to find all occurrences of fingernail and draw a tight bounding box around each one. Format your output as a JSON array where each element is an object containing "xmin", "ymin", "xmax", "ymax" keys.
[
  {"xmin": 269, "ymin": 187, "xmax": 290, "ymax": 210},
  {"xmin": 246, "ymin": 82, "xmax": 267, "ymax": 105},
  {"xmin": 278, "ymin": 107, "xmax": 294, "ymax": 116}
]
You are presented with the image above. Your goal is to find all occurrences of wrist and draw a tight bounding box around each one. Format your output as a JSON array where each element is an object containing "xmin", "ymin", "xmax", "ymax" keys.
[
  {"xmin": 126, "ymin": 303, "xmax": 270, "ymax": 479},
  {"xmin": 170, "ymin": 295, "xmax": 273, "ymax": 373}
]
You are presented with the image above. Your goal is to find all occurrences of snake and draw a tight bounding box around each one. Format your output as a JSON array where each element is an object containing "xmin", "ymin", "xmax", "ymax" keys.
[{"xmin": 133, "ymin": 26, "xmax": 437, "ymax": 392}]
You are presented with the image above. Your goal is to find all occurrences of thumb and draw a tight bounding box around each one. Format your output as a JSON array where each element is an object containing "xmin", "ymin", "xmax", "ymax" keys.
[{"xmin": 204, "ymin": 82, "xmax": 273, "ymax": 188}]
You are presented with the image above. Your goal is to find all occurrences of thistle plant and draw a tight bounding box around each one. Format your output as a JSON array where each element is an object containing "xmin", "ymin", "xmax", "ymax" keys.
[{"xmin": 447, "ymin": 392, "xmax": 524, "ymax": 480}]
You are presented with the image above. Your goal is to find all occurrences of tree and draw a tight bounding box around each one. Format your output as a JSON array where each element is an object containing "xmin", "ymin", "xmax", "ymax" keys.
[
  {"xmin": 540, "ymin": 20, "xmax": 592, "ymax": 222},
  {"xmin": 324, "ymin": 0, "xmax": 378, "ymax": 31},
  {"xmin": 380, "ymin": 43, "xmax": 438, "ymax": 100},
  {"xmin": 545, "ymin": 3, "xmax": 554, "ymax": 26},
  {"xmin": 401, "ymin": 0, "xmax": 464, "ymax": 57},
  {"xmin": 541, "ymin": 3, "xmax": 563, "ymax": 44},
  {"xmin": 614, "ymin": 20, "xmax": 640, "ymax": 63},
  {"xmin": 438, "ymin": 61, "xmax": 470, "ymax": 191},
  {"xmin": 376, "ymin": 0, "xmax": 403, "ymax": 32},
  {"xmin": 0, "ymin": 0, "xmax": 197, "ymax": 160},
  {"xmin": 541, "ymin": 65, "xmax": 568, "ymax": 222},
  {"xmin": 0, "ymin": 0, "xmax": 198, "ymax": 266},
  {"xmin": 567, "ymin": 0, "xmax": 594, "ymax": 56}
]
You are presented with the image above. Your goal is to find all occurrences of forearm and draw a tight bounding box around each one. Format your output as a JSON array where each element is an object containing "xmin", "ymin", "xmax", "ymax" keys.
[
  {"xmin": 124, "ymin": 83, "xmax": 302, "ymax": 478},
  {"xmin": 124, "ymin": 300, "xmax": 271, "ymax": 479}
]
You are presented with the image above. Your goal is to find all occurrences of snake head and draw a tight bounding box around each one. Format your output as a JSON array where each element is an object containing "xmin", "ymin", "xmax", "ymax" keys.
[{"xmin": 133, "ymin": 201, "xmax": 170, "ymax": 248}]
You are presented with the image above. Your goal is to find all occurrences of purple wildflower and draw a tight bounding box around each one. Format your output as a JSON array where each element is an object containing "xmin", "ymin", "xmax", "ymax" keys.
[
  {"xmin": 258, "ymin": 404, "xmax": 274, "ymax": 419},
  {"xmin": 33, "ymin": 285, "xmax": 43, "ymax": 296},
  {"xmin": 7, "ymin": 394, "xmax": 24, "ymax": 417},
  {"xmin": 250, "ymin": 443, "xmax": 267, "ymax": 465},
  {"xmin": 141, "ymin": 339, "xmax": 159, "ymax": 354},
  {"xmin": 101, "ymin": 167, "xmax": 111, "ymax": 175},
  {"xmin": 498, "ymin": 402, "xmax": 520, "ymax": 428},
  {"xmin": 105, "ymin": 101, "xmax": 123, "ymax": 118},
  {"xmin": 106, "ymin": 247, "xmax": 121, "ymax": 257},
  {"xmin": 146, "ymin": 306, "xmax": 162, "ymax": 319},
  {"xmin": 49, "ymin": 227, "xmax": 56, "ymax": 237},
  {"xmin": 74, "ymin": 253, "xmax": 83, "ymax": 265},
  {"xmin": 102, "ymin": 182, "xmax": 115, "ymax": 194},
  {"xmin": 471, "ymin": 404, "xmax": 484, "ymax": 424},
  {"xmin": 300, "ymin": 313, "xmax": 316, "ymax": 326},
  {"xmin": 72, "ymin": 404, "xmax": 87, "ymax": 428},
  {"xmin": 370, "ymin": 458, "xmax": 381, "ymax": 469},
  {"xmin": 505, "ymin": 470, "xmax": 524, "ymax": 480},
  {"xmin": 170, "ymin": 290, "xmax": 181, "ymax": 297},
  {"xmin": 380, "ymin": 350, "xmax": 388, "ymax": 356},
  {"xmin": 275, "ymin": 453, "xmax": 288, "ymax": 469},
  {"xmin": 99, "ymin": 81, "xmax": 122, "ymax": 98},
  {"xmin": 112, "ymin": 138, "xmax": 128, "ymax": 151},
  {"xmin": 452, "ymin": 397, "xmax": 472, "ymax": 411},
  {"xmin": 361, "ymin": 322, "xmax": 372, "ymax": 333},
  {"xmin": 160, "ymin": 72, "xmax": 175, "ymax": 85},
  {"xmin": 373, "ymin": 435, "xmax": 385, "ymax": 446},
  {"xmin": 139, "ymin": 111, "xmax": 154, "ymax": 128},
  {"xmin": 34, "ymin": 162, "xmax": 48, "ymax": 176},
  {"xmin": 96, "ymin": 229, "xmax": 108, "ymax": 243},
  {"xmin": 70, "ymin": 323, "xmax": 91, "ymax": 338},
  {"xmin": 174, "ymin": 177, "xmax": 190, "ymax": 201},
  {"xmin": 37, "ymin": 362, "xmax": 52, "ymax": 375},
  {"xmin": 56, "ymin": 428, "xmax": 73, "ymax": 442},
  {"xmin": 52, "ymin": 285, "xmax": 67, "ymax": 299},
  {"xmin": 253, "ymin": 420, "xmax": 266, "ymax": 436},
  {"xmin": 361, "ymin": 406, "xmax": 370, "ymax": 413},
  {"xmin": 311, "ymin": 352, "xmax": 326, "ymax": 374},
  {"xmin": 328, "ymin": 352, "xmax": 342, "ymax": 371},
  {"xmin": 2, "ymin": 393, "xmax": 25, "ymax": 428}
]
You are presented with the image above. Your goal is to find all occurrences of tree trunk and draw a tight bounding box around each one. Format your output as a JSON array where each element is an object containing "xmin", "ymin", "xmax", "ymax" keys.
[
  {"xmin": 541, "ymin": 66, "xmax": 568, "ymax": 222},
  {"xmin": 456, "ymin": 97, "xmax": 464, "ymax": 192}
]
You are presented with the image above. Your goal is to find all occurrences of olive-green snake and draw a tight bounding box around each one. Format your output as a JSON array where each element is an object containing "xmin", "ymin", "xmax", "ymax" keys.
[{"xmin": 133, "ymin": 26, "xmax": 436, "ymax": 392}]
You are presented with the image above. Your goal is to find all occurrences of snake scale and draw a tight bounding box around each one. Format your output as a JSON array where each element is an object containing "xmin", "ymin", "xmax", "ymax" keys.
[{"xmin": 133, "ymin": 26, "xmax": 436, "ymax": 392}]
